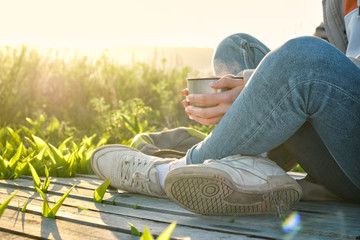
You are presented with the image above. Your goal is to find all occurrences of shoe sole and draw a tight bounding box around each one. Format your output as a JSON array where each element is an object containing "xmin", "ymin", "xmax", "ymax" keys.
[
  {"xmin": 90, "ymin": 144, "xmax": 139, "ymax": 180},
  {"xmin": 165, "ymin": 166, "xmax": 302, "ymax": 215}
]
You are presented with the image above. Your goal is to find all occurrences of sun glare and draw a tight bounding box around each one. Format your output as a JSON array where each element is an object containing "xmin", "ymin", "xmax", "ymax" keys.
[{"xmin": 0, "ymin": 0, "xmax": 323, "ymax": 50}]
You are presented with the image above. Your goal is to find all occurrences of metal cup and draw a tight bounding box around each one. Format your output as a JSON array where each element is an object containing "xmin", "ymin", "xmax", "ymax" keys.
[{"xmin": 186, "ymin": 77, "xmax": 242, "ymax": 107}]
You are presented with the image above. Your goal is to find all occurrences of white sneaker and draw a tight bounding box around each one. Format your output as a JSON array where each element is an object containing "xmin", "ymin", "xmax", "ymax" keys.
[
  {"xmin": 164, "ymin": 155, "xmax": 302, "ymax": 215},
  {"xmin": 91, "ymin": 144, "xmax": 174, "ymax": 198}
]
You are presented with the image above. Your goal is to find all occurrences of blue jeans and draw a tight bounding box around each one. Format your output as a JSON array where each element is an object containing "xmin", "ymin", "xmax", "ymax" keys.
[{"xmin": 186, "ymin": 33, "xmax": 360, "ymax": 202}]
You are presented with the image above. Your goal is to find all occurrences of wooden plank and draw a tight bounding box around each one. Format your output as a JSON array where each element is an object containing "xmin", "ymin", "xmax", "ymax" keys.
[
  {"xmin": 1, "ymin": 177, "xmax": 359, "ymax": 239},
  {"xmin": 0, "ymin": 207, "xmax": 133, "ymax": 240},
  {"xmin": 1, "ymin": 177, "xmax": 193, "ymax": 215},
  {"xmin": 295, "ymin": 201, "xmax": 360, "ymax": 217},
  {"xmin": 0, "ymin": 178, "xmax": 356, "ymax": 240},
  {"xmin": 0, "ymin": 193, "xmax": 252, "ymax": 240},
  {"xmin": 0, "ymin": 230, "xmax": 35, "ymax": 240},
  {"xmin": 0, "ymin": 188, "xmax": 281, "ymax": 239}
]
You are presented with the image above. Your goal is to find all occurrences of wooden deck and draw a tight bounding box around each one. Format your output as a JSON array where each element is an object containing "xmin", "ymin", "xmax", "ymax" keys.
[{"xmin": 0, "ymin": 174, "xmax": 359, "ymax": 240}]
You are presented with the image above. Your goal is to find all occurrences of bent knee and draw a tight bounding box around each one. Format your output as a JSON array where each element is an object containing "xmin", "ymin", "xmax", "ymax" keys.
[{"xmin": 280, "ymin": 36, "xmax": 334, "ymax": 58}]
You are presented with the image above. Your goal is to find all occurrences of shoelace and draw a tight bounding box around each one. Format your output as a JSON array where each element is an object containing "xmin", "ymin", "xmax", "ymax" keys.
[{"xmin": 118, "ymin": 154, "xmax": 155, "ymax": 194}]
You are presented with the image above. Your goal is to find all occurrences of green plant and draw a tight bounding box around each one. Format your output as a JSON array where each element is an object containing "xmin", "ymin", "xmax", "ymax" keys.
[
  {"xmin": 0, "ymin": 122, "xmax": 110, "ymax": 180},
  {"xmin": 140, "ymin": 221, "xmax": 177, "ymax": 240},
  {"xmin": 0, "ymin": 190, "xmax": 18, "ymax": 218},
  {"xmin": 132, "ymin": 202, "xmax": 139, "ymax": 209},
  {"xmin": 20, "ymin": 197, "xmax": 30, "ymax": 212},
  {"xmin": 155, "ymin": 221, "xmax": 177, "ymax": 240},
  {"xmin": 36, "ymin": 184, "xmax": 76, "ymax": 218},
  {"xmin": 101, "ymin": 98, "xmax": 158, "ymax": 145},
  {"xmin": 140, "ymin": 227, "xmax": 154, "ymax": 240},
  {"xmin": 28, "ymin": 162, "xmax": 50, "ymax": 192},
  {"xmin": 94, "ymin": 177, "xmax": 110, "ymax": 203},
  {"xmin": 228, "ymin": 214, "xmax": 236, "ymax": 223},
  {"xmin": 77, "ymin": 206, "xmax": 88, "ymax": 210},
  {"xmin": 111, "ymin": 194, "xmax": 119, "ymax": 205},
  {"xmin": 128, "ymin": 222, "xmax": 141, "ymax": 236},
  {"xmin": 28, "ymin": 162, "xmax": 41, "ymax": 189}
]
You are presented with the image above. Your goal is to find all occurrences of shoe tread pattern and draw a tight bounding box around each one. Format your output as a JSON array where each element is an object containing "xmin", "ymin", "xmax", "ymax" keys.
[{"xmin": 169, "ymin": 176, "xmax": 300, "ymax": 215}]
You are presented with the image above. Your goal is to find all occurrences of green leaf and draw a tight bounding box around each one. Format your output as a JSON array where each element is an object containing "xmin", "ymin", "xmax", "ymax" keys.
[
  {"xmin": 77, "ymin": 144, "xmax": 86, "ymax": 158},
  {"xmin": 25, "ymin": 117, "xmax": 36, "ymax": 126},
  {"xmin": 9, "ymin": 143, "xmax": 24, "ymax": 170},
  {"xmin": 39, "ymin": 114, "xmax": 46, "ymax": 123},
  {"xmin": 14, "ymin": 156, "xmax": 30, "ymax": 178},
  {"xmin": 83, "ymin": 134, "xmax": 96, "ymax": 146},
  {"xmin": 28, "ymin": 162, "xmax": 41, "ymax": 189},
  {"xmin": 35, "ymin": 187, "xmax": 54, "ymax": 218},
  {"xmin": 96, "ymin": 135, "xmax": 109, "ymax": 148},
  {"xmin": 156, "ymin": 221, "xmax": 176, "ymax": 240},
  {"xmin": 51, "ymin": 184, "xmax": 76, "ymax": 215},
  {"xmin": 6, "ymin": 127, "xmax": 22, "ymax": 146},
  {"xmin": 34, "ymin": 147, "xmax": 46, "ymax": 161},
  {"xmin": 36, "ymin": 185, "xmax": 76, "ymax": 218},
  {"xmin": 58, "ymin": 136, "xmax": 73, "ymax": 152},
  {"xmin": 228, "ymin": 214, "xmax": 236, "ymax": 223},
  {"xmin": 111, "ymin": 194, "xmax": 119, "ymax": 205},
  {"xmin": 21, "ymin": 197, "xmax": 30, "ymax": 212},
  {"xmin": 0, "ymin": 190, "xmax": 18, "ymax": 218},
  {"xmin": 65, "ymin": 152, "xmax": 76, "ymax": 177},
  {"xmin": 46, "ymin": 117, "xmax": 60, "ymax": 133},
  {"xmin": 24, "ymin": 137, "xmax": 37, "ymax": 150},
  {"xmin": 3, "ymin": 141, "xmax": 15, "ymax": 160},
  {"xmin": 134, "ymin": 115, "xmax": 142, "ymax": 133},
  {"xmin": 133, "ymin": 202, "xmax": 139, "ymax": 209},
  {"xmin": 94, "ymin": 177, "xmax": 110, "ymax": 203},
  {"xmin": 128, "ymin": 222, "xmax": 141, "ymax": 236},
  {"xmin": 20, "ymin": 125, "xmax": 33, "ymax": 138},
  {"xmin": 48, "ymin": 144, "xmax": 64, "ymax": 165},
  {"xmin": 42, "ymin": 166, "xmax": 50, "ymax": 192},
  {"xmin": 77, "ymin": 206, "xmax": 88, "ymax": 210},
  {"xmin": 121, "ymin": 115, "xmax": 137, "ymax": 134},
  {"xmin": 32, "ymin": 135, "xmax": 49, "ymax": 152},
  {"xmin": 140, "ymin": 227, "xmax": 154, "ymax": 240},
  {"xmin": 0, "ymin": 156, "xmax": 9, "ymax": 175}
]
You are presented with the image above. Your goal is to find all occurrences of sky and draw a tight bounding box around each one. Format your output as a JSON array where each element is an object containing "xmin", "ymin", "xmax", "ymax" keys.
[{"xmin": 0, "ymin": 0, "xmax": 323, "ymax": 50}]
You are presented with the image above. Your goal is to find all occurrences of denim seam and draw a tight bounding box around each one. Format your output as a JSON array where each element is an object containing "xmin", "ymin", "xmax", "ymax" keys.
[
  {"xmin": 239, "ymin": 40, "xmax": 269, "ymax": 69},
  {"xmin": 247, "ymin": 43, "xmax": 270, "ymax": 55},
  {"xmin": 240, "ymin": 49, "xmax": 250, "ymax": 69},
  {"xmin": 239, "ymin": 40, "xmax": 250, "ymax": 69}
]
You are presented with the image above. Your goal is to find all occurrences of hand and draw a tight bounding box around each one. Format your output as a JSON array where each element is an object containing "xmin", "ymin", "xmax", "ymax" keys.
[{"xmin": 182, "ymin": 75, "xmax": 245, "ymax": 125}]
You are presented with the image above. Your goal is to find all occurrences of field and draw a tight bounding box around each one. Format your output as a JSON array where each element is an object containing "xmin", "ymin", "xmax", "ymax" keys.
[{"xmin": 0, "ymin": 45, "xmax": 215, "ymax": 179}]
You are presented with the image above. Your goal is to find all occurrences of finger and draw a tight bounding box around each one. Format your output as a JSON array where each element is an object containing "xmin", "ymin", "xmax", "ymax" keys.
[
  {"xmin": 187, "ymin": 86, "xmax": 242, "ymax": 106},
  {"xmin": 182, "ymin": 99, "xmax": 190, "ymax": 108},
  {"xmin": 182, "ymin": 88, "xmax": 189, "ymax": 96},
  {"xmin": 188, "ymin": 114, "xmax": 222, "ymax": 125},
  {"xmin": 211, "ymin": 77, "xmax": 244, "ymax": 89},
  {"xmin": 186, "ymin": 104, "xmax": 228, "ymax": 119},
  {"xmin": 186, "ymin": 93, "xmax": 223, "ymax": 106}
]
